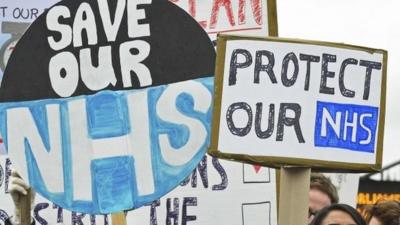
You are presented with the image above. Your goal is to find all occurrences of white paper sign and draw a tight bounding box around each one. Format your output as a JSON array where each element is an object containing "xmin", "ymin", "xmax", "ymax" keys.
[
  {"xmin": 211, "ymin": 36, "xmax": 386, "ymax": 170},
  {"xmin": 0, "ymin": 155, "xmax": 277, "ymax": 225}
]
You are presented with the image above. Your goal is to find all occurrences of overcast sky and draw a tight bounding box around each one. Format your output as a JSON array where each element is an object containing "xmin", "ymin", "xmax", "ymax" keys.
[{"xmin": 277, "ymin": 0, "xmax": 400, "ymax": 167}]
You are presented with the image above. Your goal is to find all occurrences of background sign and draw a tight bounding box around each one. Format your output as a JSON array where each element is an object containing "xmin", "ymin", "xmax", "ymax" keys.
[
  {"xmin": 0, "ymin": 0, "xmax": 215, "ymax": 214},
  {"xmin": 171, "ymin": 0, "xmax": 278, "ymax": 43},
  {"xmin": 0, "ymin": 155, "xmax": 278, "ymax": 225},
  {"xmin": 210, "ymin": 35, "xmax": 387, "ymax": 171},
  {"xmin": 0, "ymin": 0, "xmax": 60, "ymax": 78},
  {"xmin": 357, "ymin": 179, "xmax": 400, "ymax": 216}
]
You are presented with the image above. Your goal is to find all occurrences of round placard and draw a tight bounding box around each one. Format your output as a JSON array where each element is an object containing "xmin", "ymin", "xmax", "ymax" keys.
[{"xmin": 0, "ymin": 0, "xmax": 215, "ymax": 214}]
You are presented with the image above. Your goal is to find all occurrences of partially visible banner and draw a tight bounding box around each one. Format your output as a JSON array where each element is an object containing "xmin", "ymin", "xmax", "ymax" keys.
[
  {"xmin": 0, "ymin": 0, "xmax": 59, "ymax": 77},
  {"xmin": 357, "ymin": 179, "xmax": 400, "ymax": 215},
  {"xmin": 0, "ymin": 155, "xmax": 277, "ymax": 225},
  {"xmin": 171, "ymin": 0, "xmax": 278, "ymax": 42}
]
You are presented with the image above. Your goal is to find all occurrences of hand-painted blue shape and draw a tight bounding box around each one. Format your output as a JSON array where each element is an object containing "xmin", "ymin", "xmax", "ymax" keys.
[
  {"xmin": 87, "ymin": 92, "xmax": 130, "ymax": 139},
  {"xmin": 314, "ymin": 101, "xmax": 378, "ymax": 153},
  {"xmin": 91, "ymin": 156, "xmax": 136, "ymax": 213}
]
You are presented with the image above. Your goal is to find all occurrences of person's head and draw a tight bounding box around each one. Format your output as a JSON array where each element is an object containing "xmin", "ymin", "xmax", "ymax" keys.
[
  {"xmin": 365, "ymin": 200, "xmax": 400, "ymax": 225},
  {"xmin": 309, "ymin": 173, "xmax": 339, "ymax": 223},
  {"xmin": 311, "ymin": 204, "xmax": 366, "ymax": 225}
]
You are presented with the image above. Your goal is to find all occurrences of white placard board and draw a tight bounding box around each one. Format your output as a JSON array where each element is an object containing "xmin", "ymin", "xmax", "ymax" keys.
[
  {"xmin": 0, "ymin": 155, "xmax": 277, "ymax": 225},
  {"xmin": 210, "ymin": 35, "xmax": 387, "ymax": 171}
]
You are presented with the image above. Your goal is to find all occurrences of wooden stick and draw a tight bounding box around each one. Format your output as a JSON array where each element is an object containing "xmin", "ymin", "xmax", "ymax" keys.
[
  {"xmin": 112, "ymin": 212, "xmax": 127, "ymax": 225},
  {"xmin": 278, "ymin": 167, "xmax": 311, "ymax": 225},
  {"xmin": 20, "ymin": 188, "xmax": 31, "ymax": 225}
]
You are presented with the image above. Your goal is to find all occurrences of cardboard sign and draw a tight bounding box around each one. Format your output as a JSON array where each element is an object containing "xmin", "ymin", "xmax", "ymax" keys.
[
  {"xmin": 357, "ymin": 179, "xmax": 400, "ymax": 216},
  {"xmin": 209, "ymin": 35, "xmax": 387, "ymax": 171},
  {"xmin": 0, "ymin": 155, "xmax": 278, "ymax": 225},
  {"xmin": 128, "ymin": 155, "xmax": 277, "ymax": 225},
  {"xmin": 0, "ymin": 0, "xmax": 215, "ymax": 214},
  {"xmin": 171, "ymin": 0, "xmax": 278, "ymax": 42}
]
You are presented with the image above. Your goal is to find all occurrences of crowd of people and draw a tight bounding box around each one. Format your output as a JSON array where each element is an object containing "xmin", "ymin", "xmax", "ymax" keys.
[
  {"xmin": 308, "ymin": 173, "xmax": 400, "ymax": 225},
  {"xmin": 6, "ymin": 171, "xmax": 400, "ymax": 225}
]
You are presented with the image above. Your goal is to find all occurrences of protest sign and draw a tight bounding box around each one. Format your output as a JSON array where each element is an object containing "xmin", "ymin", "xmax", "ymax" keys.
[
  {"xmin": 357, "ymin": 179, "xmax": 400, "ymax": 214},
  {"xmin": 209, "ymin": 35, "xmax": 387, "ymax": 172},
  {"xmin": 0, "ymin": 0, "xmax": 215, "ymax": 214},
  {"xmin": 171, "ymin": 0, "xmax": 278, "ymax": 42},
  {"xmin": 0, "ymin": 155, "xmax": 278, "ymax": 225}
]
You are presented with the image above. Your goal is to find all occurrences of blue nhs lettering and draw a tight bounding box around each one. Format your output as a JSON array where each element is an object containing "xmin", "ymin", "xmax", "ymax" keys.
[
  {"xmin": 0, "ymin": 77, "xmax": 213, "ymax": 213},
  {"xmin": 314, "ymin": 101, "xmax": 378, "ymax": 153}
]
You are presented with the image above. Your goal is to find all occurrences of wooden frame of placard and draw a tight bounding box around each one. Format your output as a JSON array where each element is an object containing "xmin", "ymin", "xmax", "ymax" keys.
[
  {"xmin": 267, "ymin": 0, "xmax": 278, "ymax": 36},
  {"xmin": 208, "ymin": 34, "xmax": 387, "ymax": 173}
]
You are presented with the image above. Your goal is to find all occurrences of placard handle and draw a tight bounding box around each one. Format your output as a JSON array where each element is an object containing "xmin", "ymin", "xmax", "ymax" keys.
[
  {"xmin": 278, "ymin": 167, "xmax": 311, "ymax": 225},
  {"xmin": 112, "ymin": 212, "xmax": 127, "ymax": 225},
  {"xmin": 20, "ymin": 188, "xmax": 32, "ymax": 225}
]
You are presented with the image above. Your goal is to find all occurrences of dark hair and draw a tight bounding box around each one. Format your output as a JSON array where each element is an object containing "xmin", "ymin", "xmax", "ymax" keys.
[
  {"xmin": 310, "ymin": 173, "xmax": 339, "ymax": 204},
  {"xmin": 311, "ymin": 204, "xmax": 366, "ymax": 225},
  {"xmin": 365, "ymin": 200, "xmax": 400, "ymax": 225}
]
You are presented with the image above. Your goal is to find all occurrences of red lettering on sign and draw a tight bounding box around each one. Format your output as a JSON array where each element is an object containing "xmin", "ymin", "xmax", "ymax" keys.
[
  {"xmin": 239, "ymin": 0, "xmax": 262, "ymax": 25},
  {"xmin": 189, "ymin": 0, "xmax": 196, "ymax": 18},
  {"xmin": 210, "ymin": 0, "xmax": 235, "ymax": 29},
  {"xmin": 170, "ymin": 0, "xmax": 263, "ymax": 33}
]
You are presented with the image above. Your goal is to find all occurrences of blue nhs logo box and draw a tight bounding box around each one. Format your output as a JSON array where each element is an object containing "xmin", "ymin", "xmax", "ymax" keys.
[{"xmin": 314, "ymin": 101, "xmax": 379, "ymax": 153}]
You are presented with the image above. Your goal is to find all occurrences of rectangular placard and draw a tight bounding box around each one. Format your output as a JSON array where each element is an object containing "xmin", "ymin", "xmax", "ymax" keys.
[{"xmin": 209, "ymin": 35, "xmax": 387, "ymax": 172}]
